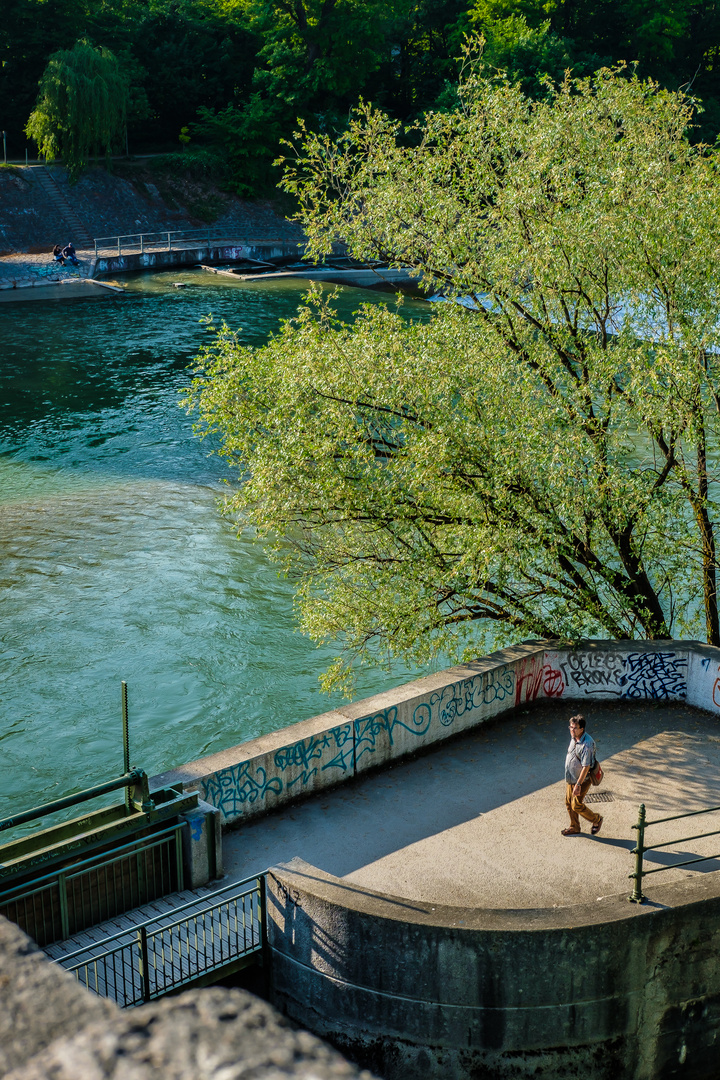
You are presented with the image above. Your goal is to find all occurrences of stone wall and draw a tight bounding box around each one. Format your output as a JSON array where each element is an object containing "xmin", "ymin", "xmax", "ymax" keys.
[
  {"xmin": 153, "ymin": 639, "xmax": 720, "ymax": 829},
  {"xmin": 0, "ymin": 915, "xmax": 376, "ymax": 1080}
]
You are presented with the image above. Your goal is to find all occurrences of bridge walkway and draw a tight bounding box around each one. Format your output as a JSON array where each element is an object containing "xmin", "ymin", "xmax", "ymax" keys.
[{"xmin": 45, "ymin": 876, "xmax": 263, "ymax": 1007}]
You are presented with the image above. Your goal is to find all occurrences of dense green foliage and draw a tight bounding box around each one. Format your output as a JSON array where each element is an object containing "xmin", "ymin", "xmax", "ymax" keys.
[
  {"xmin": 26, "ymin": 40, "xmax": 129, "ymax": 179},
  {"xmin": 188, "ymin": 71, "xmax": 720, "ymax": 689},
  {"xmin": 3, "ymin": 0, "xmax": 720, "ymax": 191}
]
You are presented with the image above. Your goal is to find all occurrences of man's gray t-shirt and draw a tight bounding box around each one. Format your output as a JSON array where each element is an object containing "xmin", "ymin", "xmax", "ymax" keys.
[{"xmin": 565, "ymin": 732, "xmax": 596, "ymax": 784}]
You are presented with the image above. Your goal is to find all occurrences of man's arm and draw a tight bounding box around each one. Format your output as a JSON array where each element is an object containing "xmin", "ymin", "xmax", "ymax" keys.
[{"xmin": 573, "ymin": 765, "xmax": 590, "ymax": 795}]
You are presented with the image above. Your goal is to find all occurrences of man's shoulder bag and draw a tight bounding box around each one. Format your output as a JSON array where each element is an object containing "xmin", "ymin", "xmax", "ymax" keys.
[{"xmin": 590, "ymin": 757, "xmax": 603, "ymax": 786}]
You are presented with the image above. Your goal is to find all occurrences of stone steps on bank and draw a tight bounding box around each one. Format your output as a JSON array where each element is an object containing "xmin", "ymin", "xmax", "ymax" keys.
[{"xmin": 31, "ymin": 167, "xmax": 94, "ymax": 251}]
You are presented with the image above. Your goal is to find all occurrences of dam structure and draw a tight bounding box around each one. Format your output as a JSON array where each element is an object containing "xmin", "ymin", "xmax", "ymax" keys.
[
  {"xmin": 6, "ymin": 638, "xmax": 720, "ymax": 1080},
  {"xmin": 150, "ymin": 638, "xmax": 720, "ymax": 1080}
]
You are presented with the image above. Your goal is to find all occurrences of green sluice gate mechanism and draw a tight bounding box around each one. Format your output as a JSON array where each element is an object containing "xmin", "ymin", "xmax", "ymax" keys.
[{"xmin": 0, "ymin": 682, "xmax": 199, "ymax": 947}]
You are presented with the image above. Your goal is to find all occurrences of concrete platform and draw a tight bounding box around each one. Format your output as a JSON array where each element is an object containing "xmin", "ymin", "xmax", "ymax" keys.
[{"xmin": 221, "ymin": 700, "xmax": 720, "ymax": 909}]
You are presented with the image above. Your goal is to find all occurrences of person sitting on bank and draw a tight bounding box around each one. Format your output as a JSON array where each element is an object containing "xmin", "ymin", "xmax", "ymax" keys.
[
  {"xmin": 62, "ymin": 242, "xmax": 79, "ymax": 266},
  {"xmin": 52, "ymin": 243, "xmax": 65, "ymax": 264},
  {"xmin": 562, "ymin": 713, "xmax": 603, "ymax": 836}
]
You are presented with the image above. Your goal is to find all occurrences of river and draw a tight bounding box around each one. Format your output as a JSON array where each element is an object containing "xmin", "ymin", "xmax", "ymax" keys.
[{"xmin": 1, "ymin": 270, "xmax": 432, "ymax": 821}]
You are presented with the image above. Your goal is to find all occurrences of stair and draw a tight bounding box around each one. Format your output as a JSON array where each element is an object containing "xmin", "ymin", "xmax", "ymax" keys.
[{"xmin": 32, "ymin": 167, "xmax": 94, "ymax": 252}]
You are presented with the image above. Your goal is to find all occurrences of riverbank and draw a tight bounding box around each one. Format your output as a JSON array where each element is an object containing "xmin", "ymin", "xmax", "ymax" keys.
[{"xmin": 0, "ymin": 161, "xmax": 303, "ymax": 288}]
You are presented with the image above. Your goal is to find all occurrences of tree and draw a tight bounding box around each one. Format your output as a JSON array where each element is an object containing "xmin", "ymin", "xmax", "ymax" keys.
[
  {"xmin": 193, "ymin": 0, "xmax": 414, "ymax": 193},
  {"xmin": 26, "ymin": 39, "xmax": 130, "ymax": 179},
  {"xmin": 187, "ymin": 66, "xmax": 720, "ymax": 690}
]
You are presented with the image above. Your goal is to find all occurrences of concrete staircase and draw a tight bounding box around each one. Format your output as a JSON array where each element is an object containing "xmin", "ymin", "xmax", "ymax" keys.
[{"xmin": 32, "ymin": 167, "xmax": 94, "ymax": 251}]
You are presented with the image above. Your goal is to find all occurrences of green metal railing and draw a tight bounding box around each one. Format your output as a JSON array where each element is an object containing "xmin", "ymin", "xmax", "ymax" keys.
[
  {"xmin": 56, "ymin": 875, "xmax": 265, "ymax": 1007},
  {"xmin": 0, "ymin": 768, "xmax": 153, "ymax": 836},
  {"xmin": 629, "ymin": 801, "xmax": 720, "ymax": 903},
  {"xmin": 0, "ymin": 823, "xmax": 183, "ymax": 946}
]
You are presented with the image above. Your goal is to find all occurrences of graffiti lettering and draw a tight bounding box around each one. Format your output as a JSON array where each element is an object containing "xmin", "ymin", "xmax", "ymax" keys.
[
  {"xmin": 423, "ymin": 666, "xmax": 515, "ymax": 728},
  {"xmin": 274, "ymin": 725, "xmax": 353, "ymax": 785},
  {"xmin": 515, "ymin": 659, "xmax": 543, "ymax": 706},
  {"xmin": 619, "ymin": 652, "xmax": 687, "ymax": 700},
  {"xmin": 353, "ymin": 666, "xmax": 516, "ymax": 765},
  {"xmin": 560, "ymin": 652, "xmax": 624, "ymax": 694},
  {"xmin": 543, "ymin": 666, "xmax": 564, "ymax": 698},
  {"xmin": 202, "ymin": 763, "xmax": 282, "ymax": 819}
]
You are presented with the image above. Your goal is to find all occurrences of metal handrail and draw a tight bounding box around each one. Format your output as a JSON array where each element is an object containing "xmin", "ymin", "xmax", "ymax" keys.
[
  {"xmin": 1, "ymin": 824, "xmax": 185, "ymax": 944},
  {"xmin": 0, "ymin": 821, "xmax": 183, "ymax": 905},
  {"xmin": 58, "ymin": 874, "xmax": 261, "ymax": 963},
  {"xmin": 0, "ymin": 769, "xmax": 150, "ymax": 834},
  {"xmin": 93, "ymin": 229, "xmax": 301, "ymax": 258},
  {"xmin": 58, "ymin": 873, "xmax": 264, "ymax": 1006},
  {"xmin": 629, "ymin": 801, "xmax": 720, "ymax": 902}
]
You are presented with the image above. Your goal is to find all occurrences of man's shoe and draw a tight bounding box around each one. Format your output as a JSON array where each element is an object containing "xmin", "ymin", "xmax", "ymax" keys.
[{"xmin": 591, "ymin": 816, "xmax": 603, "ymax": 835}]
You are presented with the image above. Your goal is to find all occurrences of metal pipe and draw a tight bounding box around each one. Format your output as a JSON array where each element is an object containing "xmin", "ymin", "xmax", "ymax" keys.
[
  {"xmin": 642, "ymin": 802, "xmax": 720, "ymax": 827},
  {"xmin": 0, "ymin": 769, "xmax": 145, "ymax": 834},
  {"xmin": 122, "ymin": 681, "xmax": 131, "ymax": 814},
  {"xmin": 642, "ymin": 825, "xmax": 720, "ymax": 852},
  {"xmin": 629, "ymin": 803, "xmax": 646, "ymax": 903},
  {"xmin": 639, "ymin": 850, "xmax": 720, "ymax": 876}
]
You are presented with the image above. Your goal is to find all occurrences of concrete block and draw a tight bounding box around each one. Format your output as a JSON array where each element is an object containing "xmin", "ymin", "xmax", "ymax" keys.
[
  {"xmin": 0, "ymin": 917, "xmax": 114, "ymax": 1076},
  {"xmin": 180, "ymin": 799, "xmax": 223, "ymax": 888},
  {"xmin": 9, "ymin": 988, "xmax": 377, "ymax": 1080},
  {"xmin": 266, "ymin": 859, "xmax": 720, "ymax": 1080}
]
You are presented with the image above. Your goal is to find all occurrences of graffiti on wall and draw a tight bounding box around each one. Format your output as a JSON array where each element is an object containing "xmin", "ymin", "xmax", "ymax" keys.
[
  {"xmin": 201, "ymin": 762, "xmax": 283, "ymax": 820},
  {"xmin": 549, "ymin": 649, "xmax": 688, "ymax": 700},
  {"xmin": 514, "ymin": 655, "xmax": 544, "ymax": 706},
  {"xmin": 559, "ymin": 651, "xmax": 626, "ymax": 694},
  {"xmin": 621, "ymin": 652, "xmax": 687, "ymax": 699},
  {"xmin": 273, "ymin": 725, "xmax": 354, "ymax": 788},
  {"xmin": 355, "ymin": 665, "xmax": 516, "ymax": 765}
]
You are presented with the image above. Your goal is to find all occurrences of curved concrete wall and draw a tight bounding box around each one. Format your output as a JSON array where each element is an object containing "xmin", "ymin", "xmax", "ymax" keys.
[
  {"xmin": 154, "ymin": 640, "xmax": 720, "ymax": 829},
  {"xmin": 267, "ymin": 859, "xmax": 720, "ymax": 1080}
]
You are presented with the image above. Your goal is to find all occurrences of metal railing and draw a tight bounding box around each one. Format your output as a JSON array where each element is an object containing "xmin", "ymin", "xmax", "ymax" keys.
[
  {"xmin": 0, "ymin": 823, "xmax": 184, "ymax": 946},
  {"xmin": 57, "ymin": 874, "xmax": 265, "ymax": 1007},
  {"xmin": 0, "ymin": 768, "xmax": 153, "ymax": 835},
  {"xmin": 93, "ymin": 230, "xmax": 300, "ymax": 258},
  {"xmin": 629, "ymin": 801, "xmax": 720, "ymax": 903}
]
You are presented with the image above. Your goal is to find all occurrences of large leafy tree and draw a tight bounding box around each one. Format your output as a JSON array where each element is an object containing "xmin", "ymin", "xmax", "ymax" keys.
[
  {"xmin": 26, "ymin": 39, "xmax": 130, "ymax": 179},
  {"xmin": 193, "ymin": 0, "xmax": 414, "ymax": 194},
  {"xmin": 187, "ymin": 68, "xmax": 720, "ymax": 690}
]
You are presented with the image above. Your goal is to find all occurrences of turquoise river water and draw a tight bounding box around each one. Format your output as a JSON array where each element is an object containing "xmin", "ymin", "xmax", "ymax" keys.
[{"xmin": 1, "ymin": 270, "xmax": 432, "ymax": 822}]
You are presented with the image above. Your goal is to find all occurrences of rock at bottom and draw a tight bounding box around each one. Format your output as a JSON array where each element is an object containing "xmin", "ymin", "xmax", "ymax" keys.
[{"xmin": 8, "ymin": 987, "xmax": 379, "ymax": 1080}]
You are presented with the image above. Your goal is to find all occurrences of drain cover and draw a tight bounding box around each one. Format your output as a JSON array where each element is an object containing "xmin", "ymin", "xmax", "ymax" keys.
[{"xmin": 585, "ymin": 792, "xmax": 614, "ymax": 803}]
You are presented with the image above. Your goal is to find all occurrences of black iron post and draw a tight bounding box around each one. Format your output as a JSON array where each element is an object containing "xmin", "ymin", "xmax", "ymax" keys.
[{"xmin": 629, "ymin": 803, "xmax": 646, "ymax": 903}]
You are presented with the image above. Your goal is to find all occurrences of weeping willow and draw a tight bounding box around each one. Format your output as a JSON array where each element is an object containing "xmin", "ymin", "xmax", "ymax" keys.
[{"xmin": 26, "ymin": 40, "xmax": 130, "ymax": 181}]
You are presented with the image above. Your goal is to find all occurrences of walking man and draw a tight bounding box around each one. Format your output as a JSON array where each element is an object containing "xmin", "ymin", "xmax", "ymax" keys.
[{"xmin": 562, "ymin": 714, "xmax": 603, "ymax": 836}]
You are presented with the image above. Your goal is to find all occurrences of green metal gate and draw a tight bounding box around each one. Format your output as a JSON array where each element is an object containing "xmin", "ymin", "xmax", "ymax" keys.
[{"xmin": 0, "ymin": 823, "xmax": 185, "ymax": 947}]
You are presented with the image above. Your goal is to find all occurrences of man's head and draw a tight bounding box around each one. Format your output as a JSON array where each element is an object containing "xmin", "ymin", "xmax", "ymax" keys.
[{"xmin": 569, "ymin": 714, "xmax": 585, "ymax": 738}]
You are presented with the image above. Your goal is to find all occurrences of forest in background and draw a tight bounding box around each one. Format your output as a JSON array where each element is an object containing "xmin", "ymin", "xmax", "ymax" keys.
[{"xmin": 3, "ymin": 0, "xmax": 720, "ymax": 196}]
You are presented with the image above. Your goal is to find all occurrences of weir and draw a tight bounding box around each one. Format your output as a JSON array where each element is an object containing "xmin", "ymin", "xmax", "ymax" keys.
[{"xmin": 4, "ymin": 638, "xmax": 718, "ymax": 1080}]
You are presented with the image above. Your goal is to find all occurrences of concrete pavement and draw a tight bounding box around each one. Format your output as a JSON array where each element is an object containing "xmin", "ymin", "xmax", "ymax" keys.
[{"xmin": 221, "ymin": 700, "xmax": 720, "ymax": 909}]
